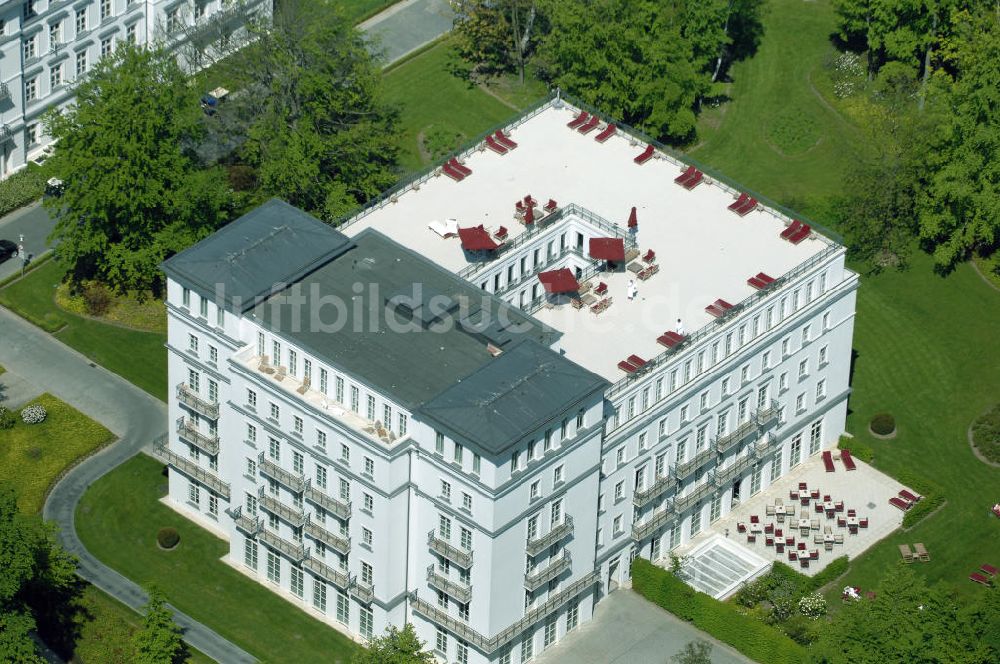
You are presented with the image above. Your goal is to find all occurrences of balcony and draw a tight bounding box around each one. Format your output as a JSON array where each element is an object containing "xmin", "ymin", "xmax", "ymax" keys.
[
  {"xmin": 176, "ymin": 383, "xmax": 219, "ymax": 420},
  {"xmin": 715, "ymin": 453, "xmax": 757, "ymax": 486},
  {"xmin": 756, "ymin": 400, "xmax": 780, "ymax": 427},
  {"xmin": 428, "ymin": 529, "xmax": 473, "ymax": 568},
  {"xmin": 674, "ymin": 480, "xmax": 716, "ymax": 513},
  {"xmin": 303, "ymin": 555, "xmax": 351, "ymax": 590},
  {"xmin": 304, "ymin": 483, "xmax": 351, "ymax": 520},
  {"xmin": 633, "ymin": 472, "xmax": 676, "ymax": 509},
  {"xmin": 259, "ymin": 527, "xmax": 306, "ymax": 563},
  {"xmin": 351, "ymin": 579, "xmax": 374, "ymax": 604},
  {"xmin": 426, "ymin": 565, "xmax": 472, "ymax": 603},
  {"xmin": 526, "ymin": 515, "xmax": 574, "ymax": 557},
  {"xmin": 0, "ymin": 125, "xmax": 11, "ymax": 143},
  {"xmin": 229, "ymin": 506, "xmax": 261, "ymax": 535},
  {"xmin": 304, "ymin": 519, "xmax": 350, "ymax": 554},
  {"xmin": 259, "ymin": 491, "xmax": 306, "ymax": 527},
  {"xmin": 754, "ymin": 431, "xmax": 780, "ymax": 457},
  {"xmin": 714, "ymin": 419, "xmax": 758, "ymax": 455},
  {"xmin": 632, "ymin": 499, "xmax": 675, "ymax": 541},
  {"xmin": 524, "ymin": 550, "xmax": 571, "ymax": 592},
  {"xmin": 154, "ymin": 440, "xmax": 230, "ymax": 499},
  {"xmin": 0, "ymin": 82, "xmax": 9, "ymax": 102},
  {"xmin": 257, "ymin": 453, "xmax": 305, "ymax": 493},
  {"xmin": 176, "ymin": 417, "xmax": 219, "ymax": 455},
  {"xmin": 675, "ymin": 447, "xmax": 715, "ymax": 480}
]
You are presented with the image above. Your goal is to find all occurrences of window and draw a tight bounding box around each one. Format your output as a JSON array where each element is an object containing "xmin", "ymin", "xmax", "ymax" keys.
[
  {"xmin": 798, "ymin": 359, "xmax": 809, "ymax": 378},
  {"xmin": 738, "ymin": 397, "xmax": 749, "ymax": 423},
  {"xmin": 741, "ymin": 364, "xmax": 750, "ymax": 384},
  {"xmin": 76, "ymin": 8, "xmax": 87, "ymax": 34},
  {"xmin": 335, "ymin": 376, "xmax": 344, "ymax": 402},
  {"xmin": 313, "ymin": 579, "xmax": 328, "ymax": 612},
  {"xmin": 245, "ymin": 493, "xmax": 257, "ymax": 516},
  {"xmin": 696, "ymin": 425, "xmax": 708, "ymax": 450},
  {"xmin": 750, "ymin": 463, "xmax": 763, "ymax": 495},
  {"xmin": 440, "ymin": 480, "xmax": 452, "ymax": 501},
  {"xmin": 550, "ymin": 499, "xmax": 562, "ymax": 525},
  {"xmin": 690, "ymin": 507, "xmax": 702, "ymax": 536},
  {"xmin": 24, "ymin": 36, "xmax": 36, "ymax": 61},
  {"xmin": 350, "ymin": 386, "xmax": 360, "ymax": 412},
  {"xmin": 292, "ymin": 451, "xmax": 304, "ymax": 475},
  {"xmin": 717, "ymin": 411, "xmax": 729, "ymax": 437},
  {"xmin": 627, "ymin": 396, "xmax": 636, "ymax": 419},
  {"xmin": 472, "ymin": 452, "xmax": 480, "ymax": 475},
  {"xmin": 362, "ymin": 527, "xmax": 372, "ymax": 547},
  {"xmin": 268, "ymin": 438, "xmax": 279, "ymax": 461},
  {"xmin": 50, "ymin": 63, "xmax": 62, "ymax": 89},
  {"xmin": 339, "ymin": 478, "xmax": 350, "ymax": 501},
  {"xmin": 553, "ymin": 465, "xmax": 564, "ymax": 485},
  {"xmin": 340, "ymin": 443, "xmax": 350, "ymax": 464},
  {"xmin": 315, "ymin": 464, "xmax": 327, "ymax": 489},
  {"xmin": 316, "ymin": 430, "xmax": 326, "ymax": 452},
  {"xmin": 710, "ymin": 493, "xmax": 722, "ymax": 521},
  {"xmin": 246, "ymin": 388, "xmax": 257, "ymax": 409},
  {"xmin": 762, "ymin": 350, "xmax": 771, "ymax": 370},
  {"xmin": 822, "ymin": 311, "xmax": 831, "ymax": 330},
  {"xmin": 816, "ymin": 379, "xmax": 826, "ymax": 401},
  {"xmin": 166, "ymin": 7, "xmax": 181, "ymax": 32},
  {"xmin": 680, "ymin": 405, "xmax": 689, "ymax": 423},
  {"xmin": 290, "ymin": 566, "xmax": 303, "ymax": 597},
  {"xmin": 100, "ymin": 0, "xmax": 112, "ymax": 20},
  {"xmin": 435, "ymin": 431, "xmax": 445, "ymax": 455},
  {"xmin": 658, "ymin": 418, "xmax": 668, "ymax": 440},
  {"xmin": 655, "ymin": 453, "xmax": 666, "ymax": 478},
  {"xmin": 25, "ymin": 77, "xmax": 37, "ymax": 102},
  {"xmin": 194, "ymin": 0, "xmax": 206, "ymax": 18},
  {"xmin": 382, "ymin": 404, "xmax": 392, "ymax": 431},
  {"xmin": 269, "ymin": 402, "xmax": 279, "ymax": 421},
  {"xmin": 187, "ymin": 368, "xmax": 200, "ymax": 392},
  {"xmin": 613, "ymin": 515, "xmax": 623, "ymax": 535},
  {"xmin": 363, "ymin": 456, "xmax": 375, "ymax": 477},
  {"xmin": 801, "ymin": 324, "xmax": 811, "ymax": 344},
  {"xmin": 266, "ymin": 551, "xmax": 280, "ymax": 583},
  {"xmin": 245, "ymin": 457, "xmax": 256, "ymax": 478},
  {"xmin": 366, "ymin": 395, "xmax": 376, "ymax": 421},
  {"xmin": 399, "ymin": 413, "xmax": 408, "ymax": 437},
  {"xmin": 770, "ymin": 452, "xmax": 782, "ymax": 481},
  {"xmin": 208, "ymin": 345, "xmax": 218, "ymax": 365},
  {"xmin": 292, "ymin": 415, "xmax": 303, "ymax": 436},
  {"xmin": 676, "ymin": 439, "xmax": 687, "ymax": 463},
  {"xmin": 188, "ymin": 482, "xmax": 200, "ymax": 506},
  {"xmin": 530, "ymin": 481, "xmax": 540, "ymax": 500},
  {"xmin": 288, "ymin": 350, "xmax": 297, "ymax": 377},
  {"xmin": 616, "ymin": 446, "xmax": 626, "ymax": 466},
  {"xmin": 790, "ymin": 433, "xmax": 803, "ymax": 467},
  {"xmin": 819, "ymin": 345, "xmax": 828, "ymax": 365},
  {"xmin": 638, "ymin": 432, "xmax": 648, "ymax": 451},
  {"xmin": 511, "ymin": 450, "xmax": 520, "ymax": 473},
  {"xmin": 757, "ymin": 384, "xmax": 769, "ymax": 410},
  {"xmin": 796, "ymin": 392, "xmax": 806, "ymax": 413},
  {"xmin": 454, "ymin": 443, "xmax": 464, "ymax": 465},
  {"xmin": 521, "ymin": 636, "xmax": 533, "ymax": 662},
  {"xmin": 809, "ymin": 418, "xmax": 823, "ymax": 454},
  {"xmin": 782, "ymin": 338, "xmax": 790, "ymax": 357},
  {"xmin": 779, "ymin": 372, "xmax": 788, "ymax": 392},
  {"xmin": 359, "ymin": 607, "xmax": 373, "ymax": 640},
  {"xmin": 126, "ymin": 22, "xmax": 136, "ymax": 44},
  {"xmin": 460, "ymin": 527, "xmax": 472, "ymax": 550},
  {"xmin": 614, "ymin": 481, "xmax": 624, "ymax": 502},
  {"xmin": 361, "ymin": 561, "xmax": 373, "ymax": 586},
  {"xmin": 335, "ymin": 590, "xmax": 348, "ymax": 622},
  {"xmin": 435, "ymin": 628, "xmax": 448, "ymax": 655},
  {"xmin": 544, "ymin": 619, "xmax": 557, "ymax": 648},
  {"xmin": 721, "ymin": 376, "xmax": 731, "ymax": 395},
  {"xmin": 243, "ymin": 540, "xmax": 257, "ymax": 569},
  {"xmin": 457, "ymin": 640, "xmax": 469, "ymax": 664},
  {"xmin": 699, "ymin": 390, "xmax": 710, "ymax": 411},
  {"xmin": 462, "ymin": 492, "xmax": 472, "ymax": 511},
  {"xmin": 567, "ymin": 601, "xmax": 579, "ymax": 630}
]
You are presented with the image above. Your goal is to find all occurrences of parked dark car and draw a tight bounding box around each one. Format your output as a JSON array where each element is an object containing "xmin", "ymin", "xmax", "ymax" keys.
[{"xmin": 0, "ymin": 239, "xmax": 18, "ymax": 264}]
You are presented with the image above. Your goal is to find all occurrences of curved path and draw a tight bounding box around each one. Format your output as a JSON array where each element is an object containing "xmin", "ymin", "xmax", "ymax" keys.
[{"xmin": 0, "ymin": 306, "xmax": 255, "ymax": 663}]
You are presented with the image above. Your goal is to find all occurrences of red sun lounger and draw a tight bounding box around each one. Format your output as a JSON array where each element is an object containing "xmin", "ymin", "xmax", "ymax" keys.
[
  {"xmin": 634, "ymin": 144, "xmax": 655, "ymax": 164},
  {"xmin": 899, "ymin": 489, "xmax": 921, "ymax": 503},
  {"xmin": 578, "ymin": 115, "xmax": 600, "ymax": 134},
  {"xmin": 981, "ymin": 564, "xmax": 998, "ymax": 576},
  {"xmin": 494, "ymin": 130, "xmax": 517, "ymax": 150},
  {"xmin": 618, "ymin": 360, "xmax": 638, "ymax": 374},
  {"xmin": 728, "ymin": 193, "xmax": 750, "ymax": 212},
  {"xmin": 442, "ymin": 162, "xmax": 465, "ymax": 181},
  {"xmin": 567, "ymin": 111, "xmax": 589, "ymax": 129},
  {"xmin": 595, "ymin": 124, "xmax": 617, "ymax": 142},
  {"xmin": 788, "ymin": 223, "xmax": 812, "ymax": 244},
  {"xmin": 675, "ymin": 165, "xmax": 696, "ymax": 185},
  {"xmin": 448, "ymin": 158, "xmax": 472, "ymax": 177},
  {"xmin": 822, "ymin": 450, "xmax": 835, "ymax": 472},
  {"xmin": 841, "ymin": 449, "xmax": 857, "ymax": 471},
  {"xmin": 970, "ymin": 573, "xmax": 992, "ymax": 586},
  {"xmin": 705, "ymin": 299, "xmax": 734, "ymax": 318},
  {"xmin": 780, "ymin": 220, "xmax": 803, "ymax": 240},
  {"xmin": 889, "ymin": 497, "xmax": 910, "ymax": 511},
  {"xmin": 485, "ymin": 135, "xmax": 508, "ymax": 154},
  {"xmin": 627, "ymin": 355, "xmax": 647, "ymax": 368},
  {"xmin": 748, "ymin": 275, "xmax": 768, "ymax": 289},
  {"xmin": 734, "ymin": 196, "xmax": 758, "ymax": 215}
]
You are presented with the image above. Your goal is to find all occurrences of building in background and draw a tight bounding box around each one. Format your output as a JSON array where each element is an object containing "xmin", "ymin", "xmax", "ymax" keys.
[
  {"xmin": 0, "ymin": 0, "xmax": 267, "ymax": 177},
  {"xmin": 160, "ymin": 97, "xmax": 858, "ymax": 664}
]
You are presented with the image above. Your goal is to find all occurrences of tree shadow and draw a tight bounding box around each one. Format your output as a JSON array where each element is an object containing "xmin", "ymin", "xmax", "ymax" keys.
[{"xmin": 33, "ymin": 576, "xmax": 87, "ymax": 660}]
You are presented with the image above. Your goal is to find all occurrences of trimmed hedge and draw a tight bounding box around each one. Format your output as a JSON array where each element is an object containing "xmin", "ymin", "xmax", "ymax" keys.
[
  {"xmin": 869, "ymin": 413, "xmax": 896, "ymax": 436},
  {"xmin": 631, "ymin": 559, "xmax": 807, "ymax": 664},
  {"xmin": 895, "ymin": 471, "xmax": 945, "ymax": 528},
  {"xmin": 808, "ymin": 555, "xmax": 849, "ymax": 590},
  {"xmin": 838, "ymin": 435, "xmax": 873, "ymax": 463},
  {"xmin": 157, "ymin": 527, "xmax": 180, "ymax": 549},
  {"xmin": 0, "ymin": 164, "xmax": 46, "ymax": 217}
]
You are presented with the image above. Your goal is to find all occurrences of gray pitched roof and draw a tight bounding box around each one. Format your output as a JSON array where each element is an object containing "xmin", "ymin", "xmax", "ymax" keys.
[
  {"xmin": 255, "ymin": 229, "xmax": 563, "ymax": 409},
  {"xmin": 417, "ymin": 340, "xmax": 609, "ymax": 454},
  {"xmin": 162, "ymin": 199, "xmax": 354, "ymax": 312}
]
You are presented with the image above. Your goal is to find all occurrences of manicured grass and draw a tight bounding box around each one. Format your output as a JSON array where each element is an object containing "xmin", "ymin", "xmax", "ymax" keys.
[
  {"xmin": 0, "ymin": 259, "xmax": 167, "ymax": 401},
  {"xmin": 338, "ymin": 0, "xmax": 396, "ymax": 24},
  {"xmin": 690, "ymin": 0, "xmax": 860, "ymax": 213},
  {"xmin": 76, "ymin": 455, "xmax": 360, "ymax": 663},
  {"xmin": 73, "ymin": 585, "xmax": 214, "ymax": 664},
  {"xmin": 383, "ymin": 38, "xmax": 545, "ymax": 172},
  {"xmin": 0, "ymin": 393, "xmax": 114, "ymax": 514}
]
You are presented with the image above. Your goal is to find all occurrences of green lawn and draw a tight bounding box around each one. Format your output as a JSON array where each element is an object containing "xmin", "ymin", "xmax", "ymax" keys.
[
  {"xmin": 76, "ymin": 455, "xmax": 360, "ymax": 663},
  {"xmin": 0, "ymin": 259, "xmax": 167, "ymax": 401},
  {"xmin": 0, "ymin": 393, "xmax": 115, "ymax": 514},
  {"xmin": 383, "ymin": 38, "xmax": 547, "ymax": 173},
  {"xmin": 337, "ymin": 0, "xmax": 396, "ymax": 23}
]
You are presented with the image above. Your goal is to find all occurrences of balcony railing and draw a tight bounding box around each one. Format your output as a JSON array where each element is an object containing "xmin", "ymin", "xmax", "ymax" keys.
[
  {"xmin": 427, "ymin": 565, "xmax": 472, "ymax": 603},
  {"xmin": 176, "ymin": 383, "xmax": 219, "ymax": 420},
  {"xmin": 675, "ymin": 447, "xmax": 715, "ymax": 480},
  {"xmin": 633, "ymin": 471, "xmax": 676, "ymax": 508},
  {"xmin": 259, "ymin": 527, "xmax": 306, "ymax": 563},
  {"xmin": 632, "ymin": 499, "xmax": 675, "ymax": 541},
  {"xmin": 755, "ymin": 431, "xmax": 780, "ymax": 456},
  {"xmin": 714, "ymin": 418, "xmax": 758, "ymax": 455},
  {"xmin": 428, "ymin": 529, "xmax": 473, "ymax": 568},
  {"xmin": 176, "ymin": 417, "xmax": 219, "ymax": 455},
  {"xmin": 303, "ymin": 555, "xmax": 351, "ymax": 590},
  {"xmin": 715, "ymin": 453, "xmax": 758, "ymax": 486},
  {"xmin": 409, "ymin": 571, "xmax": 599, "ymax": 654},
  {"xmin": 259, "ymin": 490, "xmax": 306, "ymax": 527},
  {"xmin": 0, "ymin": 82, "xmax": 9, "ymax": 101},
  {"xmin": 756, "ymin": 400, "xmax": 780, "ymax": 427},
  {"xmin": 524, "ymin": 550, "xmax": 571, "ymax": 592},
  {"xmin": 304, "ymin": 520, "xmax": 350, "ymax": 554},
  {"xmin": 154, "ymin": 439, "xmax": 230, "ymax": 499},
  {"xmin": 228, "ymin": 506, "xmax": 261, "ymax": 535},
  {"xmin": 351, "ymin": 579, "xmax": 374, "ymax": 604},
  {"xmin": 257, "ymin": 453, "xmax": 305, "ymax": 493},
  {"xmin": 674, "ymin": 480, "xmax": 716, "ymax": 513},
  {"xmin": 0, "ymin": 125, "xmax": 11, "ymax": 143},
  {"xmin": 526, "ymin": 516, "xmax": 574, "ymax": 557},
  {"xmin": 304, "ymin": 483, "xmax": 351, "ymax": 520}
]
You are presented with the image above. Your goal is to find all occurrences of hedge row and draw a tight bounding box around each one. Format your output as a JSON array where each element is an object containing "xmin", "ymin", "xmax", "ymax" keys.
[
  {"xmin": 0, "ymin": 164, "xmax": 46, "ymax": 217},
  {"xmin": 838, "ymin": 436, "xmax": 874, "ymax": 463},
  {"xmin": 895, "ymin": 471, "xmax": 945, "ymax": 529},
  {"xmin": 631, "ymin": 559, "xmax": 807, "ymax": 664},
  {"xmin": 768, "ymin": 556, "xmax": 849, "ymax": 595}
]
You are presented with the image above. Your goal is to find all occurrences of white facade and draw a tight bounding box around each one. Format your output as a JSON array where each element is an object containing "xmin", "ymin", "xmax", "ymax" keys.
[
  {"xmin": 0, "ymin": 0, "xmax": 266, "ymax": 176},
  {"xmin": 159, "ymin": 99, "xmax": 858, "ymax": 663}
]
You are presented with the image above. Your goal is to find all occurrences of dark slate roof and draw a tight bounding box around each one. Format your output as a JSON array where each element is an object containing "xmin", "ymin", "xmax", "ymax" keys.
[
  {"xmin": 162, "ymin": 199, "xmax": 354, "ymax": 312},
  {"xmin": 417, "ymin": 340, "xmax": 609, "ymax": 454},
  {"xmin": 255, "ymin": 229, "xmax": 563, "ymax": 409}
]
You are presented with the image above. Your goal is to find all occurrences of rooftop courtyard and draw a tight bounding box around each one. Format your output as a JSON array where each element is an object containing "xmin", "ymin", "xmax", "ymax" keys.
[
  {"xmin": 340, "ymin": 100, "xmax": 837, "ymax": 380},
  {"xmin": 668, "ymin": 451, "xmax": 912, "ymax": 597}
]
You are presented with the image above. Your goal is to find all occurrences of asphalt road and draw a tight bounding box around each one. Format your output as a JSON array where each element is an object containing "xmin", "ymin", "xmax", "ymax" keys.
[
  {"xmin": 361, "ymin": 0, "xmax": 455, "ymax": 65},
  {"xmin": 0, "ymin": 202, "xmax": 56, "ymax": 282}
]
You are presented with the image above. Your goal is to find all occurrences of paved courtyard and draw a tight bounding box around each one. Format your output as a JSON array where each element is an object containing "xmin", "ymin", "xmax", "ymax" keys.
[
  {"xmin": 535, "ymin": 589, "xmax": 751, "ymax": 664},
  {"xmin": 672, "ymin": 451, "xmax": 910, "ymax": 592},
  {"xmin": 360, "ymin": 0, "xmax": 455, "ymax": 65}
]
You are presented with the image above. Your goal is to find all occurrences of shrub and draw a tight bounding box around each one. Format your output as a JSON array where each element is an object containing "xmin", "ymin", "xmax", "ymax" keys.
[
  {"xmin": 156, "ymin": 527, "xmax": 180, "ymax": 549},
  {"xmin": 734, "ymin": 576, "xmax": 770, "ymax": 608},
  {"xmin": 971, "ymin": 403, "xmax": 1000, "ymax": 464},
  {"xmin": 870, "ymin": 413, "xmax": 896, "ymax": 436},
  {"xmin": 782, "ymin": 614, "xmax": 821, "ymax": 645},
  {"xmin": 839, "ymin": 436, "xmax": 874, "ymax": 462},
  {"xmin": 807, "ymin": 555, "xmax": 849, "ymax": 591},
  {"xmin": 82, "ymin": 282, "xmax": 113, "ymax": 317},
  {"xmin": 895, "ymin": 471, "xmax": 945, "ymax": 528},
  {"xmin": 631, "ymin": 559, "xmax": 807, "ymax": 664},
  {"xmin": 227, "ymin": 164, "xmax": 257, "ymax": 192},
  {"xmin": 798, "ymin": 592, "xmax": 827, "ymax": 619},
  {"xmin": 20, "ymin": 404, "xmax": 47, "ymax": 424},
  {"xmin": 0, "ymin": 164, "xmax": 47, "ymax": 217},
  {"xmin": 0, "ymin": 406, "xmax": 15, "ymax": 430}
]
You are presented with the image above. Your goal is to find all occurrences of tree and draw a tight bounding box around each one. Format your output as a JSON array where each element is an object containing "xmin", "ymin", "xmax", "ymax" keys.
[
  {"xmin": 132, "ymin": 586, "xmax": 183, "ymax": 664},
  {"xmin": 220, "ymin": 0, "xmax": 399, "ymax": 222},
  {"xmin": 452, "ymin": 1, "xmax": 542, "ymax": 82},
  {"xmin": 44, "ymin": 45, "xmax": 231, "ymax": 293},
  {"xmin": 671, "ymin": 639, "xmax": 712, "ymax": 664},
  {"xmin": 352, "ymin": 623, "xmax": 434, "ymax": 664}
]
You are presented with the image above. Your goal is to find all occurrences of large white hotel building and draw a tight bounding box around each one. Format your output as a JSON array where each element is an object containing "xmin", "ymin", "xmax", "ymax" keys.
[
  {"xmin": 0, "ymin": 0, "xmax": 266, "ymax": 176},
  {"xmin": 160, "ymin": 97, "xmax": 858, "ymax": 664}
]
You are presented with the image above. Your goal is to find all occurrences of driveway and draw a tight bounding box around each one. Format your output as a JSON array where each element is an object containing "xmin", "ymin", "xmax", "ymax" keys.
[
  {"xmin": 0, "ymin": 306, "xmax": 255, "ymax": 663},
  {"xmin": 535, "ymin": 589, "xmax": 753, "ymax": 664},
  {"xmin": 0, "ymin": 202, "xmax": 56, "ymax": 282},
  {"xmin": 361, "ymin": 0, "xmax": 455, "ymax": 65}
]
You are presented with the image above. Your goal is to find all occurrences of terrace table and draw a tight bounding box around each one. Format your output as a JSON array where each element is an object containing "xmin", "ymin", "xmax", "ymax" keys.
[
  {"xmin": 581, "ymin": 294, "xmax": 598, "ymax": 306},
  {"xmin": 775, "ymin": 505, "xmax": 787, "ymax": 521},
  {"xmin": 749, "ymin": 522, "xmax": 763, "ymax": 534},
  {"xmin": 798, "ymin": 518, "xmax": 811, "ymax": 535},
  {"xmin": 846, "ymin": 516, "xmax": 859, "ymax": 528},
  {"xmin": 824, "ymin": 501, "xmax": 836, "ymax": 516},
  {"xmin": 627, "ymin": 262, "xmax": 643, "ymax": 274}
]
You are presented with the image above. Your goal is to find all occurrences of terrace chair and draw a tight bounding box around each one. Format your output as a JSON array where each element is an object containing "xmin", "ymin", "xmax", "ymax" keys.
[
  {"xmin": 766, "ymin": 505, "xmax": 775, "ymax": 516},
  {"xmin": 824, "ymin": 495, "xmax": 832, "ymax": 502},
  {"xmin": 815, "ymin": 502, "xmax": 825, "ymax": 514},
  {"xmin": 775, "ymin": 529, "xmax": 783, "ymax": 538},
  {"xmin": 524, "ymin": 194, "xmax": 537, "ymax": 207},
  {"xmin": 810, "ymin": 519, "xmax": 819, "ymax": 530},
  {"xmin": 776, "ymin": 542, "xmax": 785, "ymax": 554},
  {"xmin": 595, "ymin": 124, "xmax": 617, "ymax": 142},
  {"xmin": 799, "ymin": 483, "xmax": 809, "ymax": 492},
  {"xmin": 643, "ymin": 249, "xmax": 656, "ymax": 263},
  {"xmin": 900, "ymin": 489, "xmax": 922, "ymax": 503},
  {"xmin": 494, "ymin": 130, "xmax": 518, "ymax": 150},
  {"xmin": 449, "ymin": 158, "xmax": 472, "ymax": 176},
  {"xmin": 841, "ymin": 449, "xmax": 857, "ymax": 470},
  {"xmin": 834, "ymin": 534, "xmax": 844, "ymax": 544},
  {"xmin": 969, "ymin": 573, "xmax": 991, "ymax": 586},
  {"xmin": 544, "ymin": 199, "xmax": 558, "ymax": 213},
  {"xmin": 296, "ymin": 376, "xmax": 311, "ymax": 395},
  {"xmin": 860, "ymin": 516, "xmax": 869, "ymax": 527},
  {"xmin": 899, "ymin": 544, "xmax": 915, "ymax": 564},
  {"xmin": 634, "ymin": 144, "xmax": 655, "ymax": 164},
  {"xmin": 837, "ymin": 516, "xmax": 847, "ymax": 527},
  {"xmin": 798, "ymin": 542, "xmax": 807, "ymax": 551},
  {"xmin": 274, "ymin": 366, "xmax": 287, "ymax": 382},
  {"xmin": 595, "ymin": 282, "xmax": 608, "ymax": 296},
  {"xmin": 258, "ymin": 355, "xmax": 274, "ymax": 374},
  {"xmin": 847, "ymin": 509, "xmax": 856, "ymax": 517},
  {"xmin": 681, "ymin": 170, "xmax": 704, "ymax": 190},
  {"xmin": 789, "ymin": 490, "xmax": 799, "ymax": 500},
  {"xmin": 578, "ymin": 115, "xmax": 600, "ymax": 134},
  {"xmin": 810, "ymin": 489, "xmax": 820, "ymax": 500},
  {"xmin": 494, "ymin": 226, "xmax": 509, "ymax": 241},
  {"xmin": 982, "ymin": 564, "xmax": 998, "ymax": 577},
  {"xmin": 788, "ymin": 550, "xmax": 798, "ymax": 561},
  {"xmin": 747, "ymin": 534, "xmax": 756, "ymax": 544},
  {"xmin": 787, "ymin": 507, "xmax": 796, "ymax": 518},
  {"xmin": 811, "ymin": 549, "xmax": 820, "ymax": 560},
  {"xmin": 567, "ymin": 111, "xmax": 589, "ymax": 129},
  {"xmin": 638, "ymin": 264, "xmax": 659, "ymax": 281},
  {"xmin": 814, "ymin": 534, "xmax": 823, "ymax": 544},
  {"xmin": 765, "ymin": 523, "xmax": 774, "ymax": 534},
  {"xmin": 750, "ymin": 515, "xmax": 760, "ymax": 524},
  {"xmin": 747, "ymin": 275, "xmax": 768, "ymax": 289},
  {"xmin": 737, "ymin": 523, "xmax": 747, "ymax": 533},
  {"xmin": 835, "ymin": 501, "xmax": 845, "ymax": 512},
  {"xmin": 765, "ymin": 536, "xmax": 774, "ymax": 547},
  {"xmin": 736, "ymin": 197, "xmax": 759, "ymax": 216},
  {"xmin": 914, "ymin": 543, "xmax": 930, "ymax": 562},
  {"xmin": 485, "ymin": 135, "xmax": 508, "ymax": 154},
  {"xmin": 780, "ymin": 220, "xmax": 803, "ymax": 240}
]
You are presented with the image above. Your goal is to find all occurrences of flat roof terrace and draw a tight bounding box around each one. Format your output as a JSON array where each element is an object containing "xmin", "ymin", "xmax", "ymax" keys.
[{"xmin": 342, "ymin": 101, "xmax": 835, "ymax": 380}]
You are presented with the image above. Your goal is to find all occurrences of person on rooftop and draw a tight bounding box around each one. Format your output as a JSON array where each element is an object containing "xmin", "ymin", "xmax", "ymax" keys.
[
  {"xmin": 675, "ymin": 318, "xmax": 685, "ymax": 335},
  {"xmin": 627, "ymin": 279, "xmax": 637, "ymax": 301}
]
